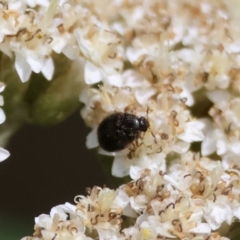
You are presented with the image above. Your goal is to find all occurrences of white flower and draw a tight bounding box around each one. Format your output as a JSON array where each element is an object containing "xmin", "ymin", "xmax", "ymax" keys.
[
  {"xmin": 178, "ymin": 121, "xmax": 205, "ymax": 142},
  {"xmin": 0, "ymin": 81, "xmax": 9, "ymax": 161},
  {"xmin": 112, "ymin": 152, "xmax": 166, "ymax": 177},
  {"xmin": 74, "ymin": 186, "xmax": 127, "ymax": 238},
  {"xmin": 0, "ymin": 148, "xmax": 10, "ymax": 162},
  {"xmin": 84, "ymin": 61, "xmax": 103, "ymax": 84},
  {"xmin": 204, "ymin": 200, "xmax": 232, "ymax": 230},
  {"xmin": 22, "ymin": 203, "xmax": 91, "ymax": 240},
  {"xmin": 25, "ymin": 0, "xmax": 49, "ymax": 8},
  {"xmin": 82, "ymin": 75, "xmax": 205, "ymax": 176},
  {"xmin": 18, "ymin": 0, "xmax": 240, "ymax": 239},
  {"xmin": 206, "ymin": 90, "xmax": 240, "ymax": 157}
]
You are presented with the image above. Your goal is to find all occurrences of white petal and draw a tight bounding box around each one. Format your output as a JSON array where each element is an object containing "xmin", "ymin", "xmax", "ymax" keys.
[
  {"xmin": 42, "ymin": 57, "xmax": 54, "ymax": 80},
  {"xmin": 97, "ymin": 229, "xmax": 118, "ymax": 240},
  {"xmin": 0, "ymin": 147, "xmax": 10, "ymax": 162},
  {"xmin": 0, "ymin": 32, "xmax": 4, "ymax": 43},
  {"xmin": 233, "ymin": 205, "xmax": 240, "ymax": 219},
  {"xmin": 129, "ymin": 166, "xmax": 142, "ymax": 180},
  {"xmin": 179, "ymin": 87, "xmax": 194, "ymax": 106},
  {"xmin": 107, "ymin": 74, "xmax": 123, "ymax": 87},
  {"xmin": 172, "ymin": 140, "xmax": 190, "ymax": 153},
  {"xmin": 26, "ymin": 55, "xmax": 44, "ymax": 73},
  {"xmin": 0, "ymin": 42, "xmax": 12, "ymax": 58},
  {"xmin": 50, "ymin": 205, "xmax": 68, "ymax": 220},
  {"xmin": 178, "ymin": 121, "xmax": 205, "ymax": 142},
  {"xmin": 189, "ymin": 223, "xmax": 211, "ymax": 234},
  {"xmin": 0, "ymin": 96, "xmax": 4, "ymax": 106},
  {"xmin": 52, "ymin": 38, "xmax": 67, "ymax": 54},
  {"xmin": 229, "ymin": 142, "xmax": 240, "ymax": 155},
  {"xmin": 216, "ymin": 74, "xmax": 229, "ymax": 89},
  {"xmin": 200, "ymin": 119, "xmax": 217, "ymax": 156},
  {"xmin": 25, "ymin": 0, "xmax": 49, "ymax": 7},
  {"xmin": 204, "ymin": 201, "xmax": 232, "ymax": 230},
  {"xmin": 34, "ymin": 214, "xmax": 52, "ymax": 229},
  {"xmin": 147, "ymin": 216, "xmax": 176, "ymax": 238},
  {"xmin": 122, "ymin": 70, "xmax": 148, "ymax": 88},
  {"xmin": 135, "ymin": 88, "xmax": 157, "ymax": 105},
  {"xmin": 112, "ymin": 22, "xmax": 125, "ymax": 35},
  {"xmin": 126, "ymin": 47, "xmax": 147, "ymax": 63},
  {"xmin": 0, "ymin": 108, "xmax": 6, "ymax": 124},
  {"xmin": 122, "ymin": 204, "xmax": 138, "ymax": 218},
  {"xmin": 84, "ymin": 62, "xmax": 102, "ymax": 84},
  {"xmin": 226, "ymin": 43, "xmax": 240, "ymax": 54},
  {"xmin": 62, "ymin": 45, "xmax": 79, "ymax": 60},
  {"xmin": 15, "ymin": 53, "xmax": 32, "ymax": 82},
  {"xmin": 216, "ymin": 139, "xmax": 227, "ymax": 155},
  {"xmin": 86, "ymin": 128, "xmax": 98, "ymax": 149},
  {"xmin": 207, "ymin": 90, "xmax": 230, "ymax": 106},
  {"xmin": 74, "ymin": 29, "xmax": 90, "ymax": 58},
  {"xmin": 0, "ymin": 83, "xmax": 6, "ymax": 92},
  {"xmin": 201, "ymin": 134, "xmax": 216, "ymax": 156},
  {"xmin": 164, "ymin": 174, "xmax": 183, "ymax": 190},
  {"xmin": 112, "ymin": 155, "xmax": 130, "ymax": 177},
  {"xmin": 113, "ymin": 190, "xmax": 129, "ymax": 208},
  {"xmin": 129, "ymin": 195, "xmax": 148, "ymax": 212},
  {"xmin": 98, "ymin": 148, "xmax": 115, "ymax": 156},
  {"xmin": 8, "ymin": 1, "xmax": 26, "ymax": 10}
]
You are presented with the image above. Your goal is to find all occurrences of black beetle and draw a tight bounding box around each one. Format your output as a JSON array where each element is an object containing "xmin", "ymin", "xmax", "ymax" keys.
[{"xmin": 97, "ymin": 112, "xmax": 149, "ymax": 152}]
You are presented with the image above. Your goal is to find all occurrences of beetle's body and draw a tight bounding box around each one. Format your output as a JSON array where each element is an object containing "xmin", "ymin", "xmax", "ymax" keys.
[{"xmin": 97, "ymin": 113, "xmax": 149, "ymax": 152}]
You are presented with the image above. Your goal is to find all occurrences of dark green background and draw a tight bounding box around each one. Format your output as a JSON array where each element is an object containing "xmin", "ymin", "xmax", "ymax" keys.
[{"xmin": 0, "ymin": 111, "xmax": 106, "ymax": 239}]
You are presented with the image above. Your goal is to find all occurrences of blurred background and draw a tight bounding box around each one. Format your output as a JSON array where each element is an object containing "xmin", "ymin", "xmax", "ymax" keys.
[{"xmin": 0, "ymin": 111, "xmax": 106, "ymax": 239}]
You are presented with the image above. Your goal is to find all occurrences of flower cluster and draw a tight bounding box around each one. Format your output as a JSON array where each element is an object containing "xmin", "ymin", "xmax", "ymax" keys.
[
  {"xmin": 0, "ymin": 0, "xmax": 123, "ymax": 82},
  {"xmin": 81, "ymin": 0, "xmax": 240, "ymax": 178},
  {"xmin": 2, "ymin": 0, "xmax": 239, "ymax": 239},
  {"xmin": 22, "ymin": 186, "xmax": 128, "ymax": 240},
  {"xmin": 22, "ymin": 152, "xmax": 240, "ymax": 240}
]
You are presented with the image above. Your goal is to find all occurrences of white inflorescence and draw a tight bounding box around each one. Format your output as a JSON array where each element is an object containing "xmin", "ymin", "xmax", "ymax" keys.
[
  {"xmin": 22, "ymin": 153, "xmax": 240, "ymax": 240},
  {"xmin": 0, "ymin": 2, "xmax": 10, "ymax": 160},
  {"xmin": 10, "ymin": 0, "xmax": 240, "ymax": 239},
  {"xmin": 0, "ymin": 82, "xmax": 10, "ymax": 162},
  {"xmin": 0, "ymin": 0, "xmax": 123, "ymax": 82}
]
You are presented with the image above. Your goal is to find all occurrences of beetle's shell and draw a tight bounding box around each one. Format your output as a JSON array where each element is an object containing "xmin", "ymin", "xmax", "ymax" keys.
[{"xmin": 97, "ymin": 112, "xmax": 149, "ymax": 152}]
